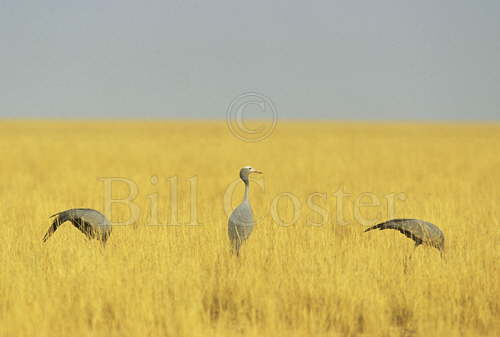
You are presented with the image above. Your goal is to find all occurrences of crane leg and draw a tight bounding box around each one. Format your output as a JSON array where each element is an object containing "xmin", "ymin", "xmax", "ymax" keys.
[
  {"xmin": 439, "ymin": 249, "xmax": 447, "ymax": 262},
  {"xmin": 403, "ymin": 244, "xmax": 419, "ymax": 273}
]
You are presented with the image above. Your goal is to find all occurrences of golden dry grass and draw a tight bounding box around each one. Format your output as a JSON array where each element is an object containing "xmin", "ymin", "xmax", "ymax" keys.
[{"xmin": 0, "ymin": 121, "xmax": 499, "ymax": 337}]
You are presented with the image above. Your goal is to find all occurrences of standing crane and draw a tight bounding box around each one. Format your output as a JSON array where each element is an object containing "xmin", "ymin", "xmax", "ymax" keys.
[
  {"xmin": 364, "ymin": 218, "xmax": 445, "ymax": 252},
  {"xmin": 228, "ymin": 166, "xmax": 263, "ymax": 255},
  {"xmin": 42, "ymin": 208, "xmax": 112, "ymax": 246}
]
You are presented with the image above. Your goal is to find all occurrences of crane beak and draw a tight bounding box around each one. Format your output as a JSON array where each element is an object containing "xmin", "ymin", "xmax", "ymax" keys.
[{"xmin": 251, "ymin": 169, "xmax": 263, "ymax": 174}]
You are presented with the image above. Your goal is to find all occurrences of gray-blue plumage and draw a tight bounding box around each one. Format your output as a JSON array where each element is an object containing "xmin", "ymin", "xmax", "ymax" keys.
[
  {"xmin": 42, "ymin": 208, "xmax": 112, "ymax": 245},
  {"xmin": 228, "ymin": 166, "xmax": 262, "ymax": 255},
  {"xmin": 364, "ymin": 218, "xmax": 445, "ymax": 251},
  {"xmin": 228, "ymin": 201, "xmax": 254, "ymax": 254}
]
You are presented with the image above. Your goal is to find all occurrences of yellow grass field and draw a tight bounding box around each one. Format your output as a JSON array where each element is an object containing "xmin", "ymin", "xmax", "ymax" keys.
[{"xmin": 0, "ymin": 121, "xmax": 499, "ymax": 337}]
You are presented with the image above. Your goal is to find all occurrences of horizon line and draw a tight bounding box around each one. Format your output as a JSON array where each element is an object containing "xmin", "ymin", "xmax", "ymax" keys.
[{"xmin": 0, "ymin": 117, "xmax": 499, "ymax": 124}]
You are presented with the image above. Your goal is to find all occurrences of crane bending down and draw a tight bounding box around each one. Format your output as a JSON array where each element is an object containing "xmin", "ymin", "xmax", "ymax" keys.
[
  {"xmin": 364, "ymin": 218, "xmax": 445, "ymax": 252},
  {"xmin": 42, "ymin": 208, "xmax": 112, "ymax": 246},
  {"xmin": 228, "ymin": 166, "xmax": 263, "ymax": 255}
]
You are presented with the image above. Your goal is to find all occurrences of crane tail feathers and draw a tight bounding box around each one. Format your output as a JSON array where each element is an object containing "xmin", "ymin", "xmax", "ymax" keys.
[{"xmin": 231, "ymin": 239, "xmax": 241, "ymax": 256}]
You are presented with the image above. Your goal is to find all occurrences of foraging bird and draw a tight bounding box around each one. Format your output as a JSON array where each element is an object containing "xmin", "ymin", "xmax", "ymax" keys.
[
  {"xmin": 42, "ymin": 208, "xmax": 112, "ymax": 245},
  {"xmin": 364, "ymin": 218, "xmax": 445, "ymax": 252},
  {"xmin": 228, "ymin": 166, "xmax": 263, "ymax": 255}
]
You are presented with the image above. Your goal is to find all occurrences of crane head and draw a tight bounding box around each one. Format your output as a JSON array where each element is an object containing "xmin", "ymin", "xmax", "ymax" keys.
[{"xmin": 240, "ymin": 166, "xmax": 263, "ymax": 183}]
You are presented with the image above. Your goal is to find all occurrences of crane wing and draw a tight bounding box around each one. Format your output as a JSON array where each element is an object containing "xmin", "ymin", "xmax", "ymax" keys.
[
  {"xmin": 364, "ymin": 219, "xmax": 423, "ymax": 244},
  {"xmin": 42, "ymin": 208, "xmax": 111, "ymax": 243},
  {"xmin": 364, "ymin": 218, "xmax": 444, "ymax": 251},
  {"xmin": 42, "ymin": 212, "xmax": 68, "ymax": 242}
]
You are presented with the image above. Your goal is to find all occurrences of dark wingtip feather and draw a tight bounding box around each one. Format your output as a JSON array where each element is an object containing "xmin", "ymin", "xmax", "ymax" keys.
[
  {"xmin": 41, "ymin": 231, "xmax": 50, "ymax": 243},
  {"xmin": 364, "ymin": 223, "xmax": 383, "ymax": 232}
]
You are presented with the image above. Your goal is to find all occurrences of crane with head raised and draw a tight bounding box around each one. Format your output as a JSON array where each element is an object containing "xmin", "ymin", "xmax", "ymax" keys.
[{"xmin": 228, "ymin": 166, "xmax": 263, "ymax": 256}]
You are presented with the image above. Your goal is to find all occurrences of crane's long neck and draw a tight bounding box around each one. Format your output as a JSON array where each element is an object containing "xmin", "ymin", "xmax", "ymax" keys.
[{"xmin": 243, "ymin": 180, "xmax": 250, "ymax": 202}]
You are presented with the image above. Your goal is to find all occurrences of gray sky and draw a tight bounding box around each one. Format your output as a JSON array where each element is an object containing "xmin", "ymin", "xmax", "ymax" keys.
[{"xmin": 1, "ymin": 0, "xmax": 499, "ymax": 120}]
